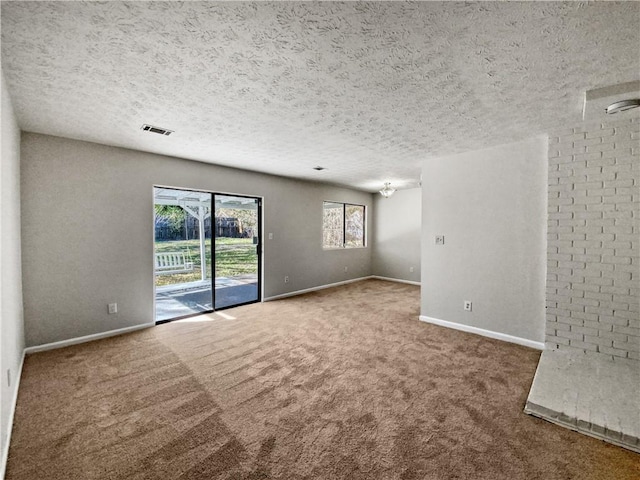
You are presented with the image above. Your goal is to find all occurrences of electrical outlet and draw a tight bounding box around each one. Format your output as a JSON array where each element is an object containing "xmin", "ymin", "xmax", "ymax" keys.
[
  {"xmin": 284, "ymin": 276, "xmax": 289, "ymax": 283},
  {"xmin": 435, "ymin": 235, "xmax": 445, "ymax": 245},
  {"xmin": 344, "ymin": 266, "xmax": 348, "ymax": 272},
  {"xmin": 108, "ymin": 303, "xmax": 118, "ymax": 314},
  {"xmin": 464, "ymin": 301, "xmax": 472, "ymax": 312},
  {"xmin": 409, "ymin": 266, "xmax": 414, "ymax": 273},
  {"xmin": 268, "ymin": 233, "xmax": 273, "ymax": 240}
]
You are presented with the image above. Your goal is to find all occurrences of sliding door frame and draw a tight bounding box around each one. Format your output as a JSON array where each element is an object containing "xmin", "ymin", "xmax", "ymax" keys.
[
  {"xmin": 213, "ymin": 193, "xmax": 262, "ymax": 311},
  {"xmin": 153, "ymin": 185, "xmax": 263, "ymax": 323}
]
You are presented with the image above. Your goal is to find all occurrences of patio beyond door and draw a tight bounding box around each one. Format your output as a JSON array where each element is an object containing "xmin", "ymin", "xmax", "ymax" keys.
[
  {"xmin": 154, "ymin": 188, "xmax": 261, "ymax": 323},
  {"xmin": 214, "ymin": 194, "xmax": 261, "ymax": 309}
]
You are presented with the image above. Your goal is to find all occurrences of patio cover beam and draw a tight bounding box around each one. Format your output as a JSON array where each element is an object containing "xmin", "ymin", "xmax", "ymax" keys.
[{"xmin": 182, "ymin": 205, "xmax": 209, "ymax": 282}]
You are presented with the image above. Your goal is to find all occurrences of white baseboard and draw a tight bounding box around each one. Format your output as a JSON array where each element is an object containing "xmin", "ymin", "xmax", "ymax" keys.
[
  {"xmin": 264, "ymin": 276, "xmax": 373, "ymax": 301},
  {"xmin": 419, "ymin": 315, "xmax": 545, "ymax": 350},
  {"xmin": 264, "ymin": 275, "xmax": 420, "ymax": 302},
  {"xmin": 370, "ymin": 275, "xmax": 421, "ymax": 286},
  {"xmin": 1, "ymin": 350, "xmax": 25, "ymax": 480},
  {"xmin": 24, "ymin": 323, "xmax": 155, "ymax": 355}
]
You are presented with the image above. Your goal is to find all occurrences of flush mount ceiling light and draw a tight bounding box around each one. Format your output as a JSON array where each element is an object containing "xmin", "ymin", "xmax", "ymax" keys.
[
  {"xmin": 605, "ymin": 99, "xmax": 640, "ymax": 115},
  {"xmin": 583, "ymin": 82, "xmax": 640, "ymax": 120},
  {"xmin": 379, "ymin": 182, "xmax": 396, "ymax": 198}
]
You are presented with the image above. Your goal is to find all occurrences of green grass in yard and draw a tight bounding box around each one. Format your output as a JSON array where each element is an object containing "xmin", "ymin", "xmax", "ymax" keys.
[{"xmin": 154, "ymin": 238, "xmax": 257, "ymax": 287}]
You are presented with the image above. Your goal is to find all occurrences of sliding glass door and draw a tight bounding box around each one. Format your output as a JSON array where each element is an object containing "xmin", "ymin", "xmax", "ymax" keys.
[
  {"xmin": 214, "ymin": 194, "xmax": 261, "ymax": 309},
  {"xmin": 154, "ymin": 188, "xmax": 213, "ymax": 322},
  {"xmin": 154, "ymin": 187, "xmax": 261, "ymax": 322}
]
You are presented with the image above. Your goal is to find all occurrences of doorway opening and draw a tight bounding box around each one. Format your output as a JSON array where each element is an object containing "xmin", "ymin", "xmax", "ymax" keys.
[{"xmin": 153, "ymin": 187, "xmax": 261, "ymax": 323}]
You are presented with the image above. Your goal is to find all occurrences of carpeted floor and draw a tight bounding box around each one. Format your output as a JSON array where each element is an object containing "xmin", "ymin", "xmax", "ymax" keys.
[{"xmin": 7, "ymin": 280, "xmax": 639, "ymax": 479}]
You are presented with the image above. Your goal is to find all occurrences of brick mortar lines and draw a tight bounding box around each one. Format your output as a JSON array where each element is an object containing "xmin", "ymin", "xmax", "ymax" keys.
[{"xmin": 546, "ymin": 115, "xmax": 639, "ymax": 362}]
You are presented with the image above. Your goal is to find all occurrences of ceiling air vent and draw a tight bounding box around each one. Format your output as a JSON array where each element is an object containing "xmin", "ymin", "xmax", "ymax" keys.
[{"xmin": 141, "ymin": 124, "xmax": 174, "ymax": 136}]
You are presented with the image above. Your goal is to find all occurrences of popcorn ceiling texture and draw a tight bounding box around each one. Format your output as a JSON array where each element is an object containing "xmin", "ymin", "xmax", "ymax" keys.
[
  {"xmin": 546, "ymin": 114, "xmax": 640, "ymax": 361},
  {"xmin": 1, "ymin": 1, "xmax": 639, "ymax": 191}
]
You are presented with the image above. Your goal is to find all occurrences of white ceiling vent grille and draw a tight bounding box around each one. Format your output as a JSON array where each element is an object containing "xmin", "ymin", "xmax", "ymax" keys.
[{"xmin": 141, "ymin": 124, "xmax": 173, "ymax": 136}]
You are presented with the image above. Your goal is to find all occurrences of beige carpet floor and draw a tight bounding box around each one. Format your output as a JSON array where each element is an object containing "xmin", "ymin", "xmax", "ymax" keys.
[{"xmin": 7, "ymin": 279, "xmax": 639, "ymax": 479}]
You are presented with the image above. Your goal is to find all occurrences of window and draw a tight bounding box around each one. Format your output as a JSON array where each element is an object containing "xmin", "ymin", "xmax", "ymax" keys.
[
  {"xmin": 323, "ymin": 202, "xmax": 365, "ymax": 248},
  {"xmin": 345, "ymin": 204, "xmax": 365, "ymax": 247}
]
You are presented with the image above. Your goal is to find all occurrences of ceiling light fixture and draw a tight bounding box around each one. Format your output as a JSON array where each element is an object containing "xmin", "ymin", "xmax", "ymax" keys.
[
  {"xmin": 605, "ymin": 99, "xmax": 640, "ymax": 115},
  {"xmin": 379, "ymin": 182, "xmax": 396, "ymax": 198}
]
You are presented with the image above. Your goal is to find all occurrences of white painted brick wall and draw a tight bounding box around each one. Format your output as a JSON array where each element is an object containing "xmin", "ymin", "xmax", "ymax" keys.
[{"xmin": 547, "ymin": 114, "xmax": 639, "ymax": 361}]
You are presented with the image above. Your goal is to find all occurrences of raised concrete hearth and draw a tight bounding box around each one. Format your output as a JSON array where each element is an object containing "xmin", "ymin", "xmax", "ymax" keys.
[{"xmin": 525, "ymin": 349, "xmax": 640, "ymax": 453}]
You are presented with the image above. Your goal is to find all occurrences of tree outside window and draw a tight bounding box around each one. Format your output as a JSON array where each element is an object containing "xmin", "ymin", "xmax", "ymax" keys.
[{"xmin": 323, "ymin": 202, "xmax": 365, "ymax": 248}]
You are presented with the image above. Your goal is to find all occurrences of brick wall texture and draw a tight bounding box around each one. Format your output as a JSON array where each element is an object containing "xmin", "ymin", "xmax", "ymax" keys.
[{"xmin": 547, "ymin": 114, "xmax": 639, "ymax": 361}]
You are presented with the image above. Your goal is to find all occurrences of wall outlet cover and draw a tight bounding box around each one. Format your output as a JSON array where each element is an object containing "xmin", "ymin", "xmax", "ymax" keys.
[{"xmin": 435, "ymin": 235, "xmax": 445, "ymax": 245}]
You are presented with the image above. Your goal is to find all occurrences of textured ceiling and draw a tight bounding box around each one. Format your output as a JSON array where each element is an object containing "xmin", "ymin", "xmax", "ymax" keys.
[{"xmin": 1, "ymin": 1, "xmax": 639, "ymax": 192}]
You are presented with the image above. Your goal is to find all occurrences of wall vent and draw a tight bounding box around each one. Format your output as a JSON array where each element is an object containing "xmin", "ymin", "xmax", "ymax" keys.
[{"xmin": 141, "ymin": 124, "xmax": 174, "ymax": 136}]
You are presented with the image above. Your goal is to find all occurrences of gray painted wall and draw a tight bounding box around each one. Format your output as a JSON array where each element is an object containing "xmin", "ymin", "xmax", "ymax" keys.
[
  {"xmin": 21, "ymin": 133, "xmax": 373, "ymax": 347},
  {"xmin": 1, "ymin": 69, "xmax": 25, "ymax": 471},
  {"xmin": 421, "ymin": 137, "xmax": 547, "ymax": 343},
  {"xmin": 372, "ymin": 188, "xmax": 421, "ymax": 283}
]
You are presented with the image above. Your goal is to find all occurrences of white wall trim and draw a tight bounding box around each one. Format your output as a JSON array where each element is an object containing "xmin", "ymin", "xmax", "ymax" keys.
[
  {"xmin": 264, "ymin": 276, "xmax": 373, "ymax": 301},
  {"xmin": 419, "ymin": 315, "xmax": 545, "ymax": 350},
  {"xmin": 1, "ymin": 350, "xmax": 25, "ymax": 480},
  {"xmin": 264, "ymin": 275, "xmax": 421, "ymax": 302},
  {"xmin": 24, "ymin": 323, "xmax": 155, "ymax": 354},
  {"xmin": 370, "ymin": 275, "xmax": 420, "ymax": 286}
]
